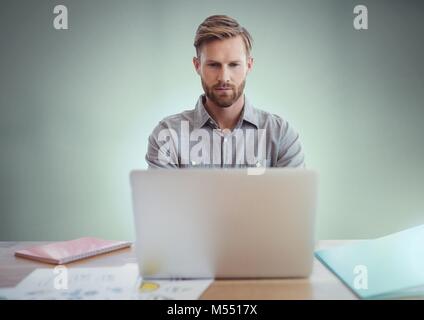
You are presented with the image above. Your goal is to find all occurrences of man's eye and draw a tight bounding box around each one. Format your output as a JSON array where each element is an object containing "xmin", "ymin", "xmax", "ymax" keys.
[
  {"xmin": 230, "ymin": 63, "xmax": 239, "ymax": 67},
  {"xmin": 208, "ymin": 63, "xmax": 219, "ymax": 67}
]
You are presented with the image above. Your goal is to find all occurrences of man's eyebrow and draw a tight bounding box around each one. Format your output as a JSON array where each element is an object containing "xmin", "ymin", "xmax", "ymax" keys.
[{"xmin": 204, "ymin": 60, "xmax": 242, "ymax": 63}]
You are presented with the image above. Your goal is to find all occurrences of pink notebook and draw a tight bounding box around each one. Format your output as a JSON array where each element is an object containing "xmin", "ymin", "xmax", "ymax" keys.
[{"xmin": 14, "ymin": 237, "xmax": 132, "ymax": 265}]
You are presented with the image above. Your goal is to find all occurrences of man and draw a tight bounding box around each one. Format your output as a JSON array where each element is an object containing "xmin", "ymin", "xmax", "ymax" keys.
[{"xmin": 146, "ymin": 15, "xmax": 305, "ymax": 168}]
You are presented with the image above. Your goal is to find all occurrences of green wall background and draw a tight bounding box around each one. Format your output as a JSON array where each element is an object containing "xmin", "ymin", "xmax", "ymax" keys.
[{"xmin": 1, "ymin": 0, "xmax": 423, "ymax": 240}]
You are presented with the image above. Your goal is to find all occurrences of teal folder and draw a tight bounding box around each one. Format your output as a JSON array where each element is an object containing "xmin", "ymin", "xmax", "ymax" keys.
[{"xmin": 315, "ymin": 224, "xmax": 424, "ymax": 299}]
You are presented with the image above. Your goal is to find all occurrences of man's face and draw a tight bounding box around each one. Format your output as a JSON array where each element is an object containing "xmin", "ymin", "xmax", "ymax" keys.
[{"xmin": 193, "ymin": 35, "xmax": 253, "ymax": 108}]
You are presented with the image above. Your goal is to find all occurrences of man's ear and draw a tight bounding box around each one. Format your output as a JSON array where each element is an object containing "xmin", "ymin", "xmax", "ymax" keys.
[
  {"xmin": 246, "ymin": 56, "xmax": 254, "ymax": 74},
  {"xmin": 193, "ymin": 56, "xmax": 201, "ymax": 75}
]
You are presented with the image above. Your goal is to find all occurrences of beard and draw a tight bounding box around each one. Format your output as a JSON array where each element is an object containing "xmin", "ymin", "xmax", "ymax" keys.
[{"xmin": 201, "ymin": 78, "xmax": 246, "ymax": 108}]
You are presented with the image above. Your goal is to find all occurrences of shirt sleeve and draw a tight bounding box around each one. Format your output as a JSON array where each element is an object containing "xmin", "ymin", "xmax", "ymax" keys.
[
  {"xmin": 275, "ymin": 119, "xmax": 305, "ymax": 168},
  {"xmin": 145, "ymin": 121, "xmax": 179, "ymax": 169}
]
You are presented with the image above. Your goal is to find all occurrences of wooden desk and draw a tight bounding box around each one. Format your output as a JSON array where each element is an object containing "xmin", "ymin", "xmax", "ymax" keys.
[{"xmin": 0, "ymin": 241, "xmax": 357, "ymax": 300}]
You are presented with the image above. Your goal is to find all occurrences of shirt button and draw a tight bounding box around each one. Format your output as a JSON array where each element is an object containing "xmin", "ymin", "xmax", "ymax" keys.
[{"xmin": 191, "ymin": 160, "xmax": 196, "ymax": 166}]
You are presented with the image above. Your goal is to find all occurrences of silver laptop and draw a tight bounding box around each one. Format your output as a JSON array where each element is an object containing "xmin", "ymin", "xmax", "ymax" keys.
[{"xmin": 130, "ymin": 168, "xmax": 318, "ymax": 279}]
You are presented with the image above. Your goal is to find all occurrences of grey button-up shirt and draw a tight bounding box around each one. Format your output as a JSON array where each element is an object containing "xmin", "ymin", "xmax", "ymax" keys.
[{"xmin": 145, "ymin": 95, "xmax": 305, "ymax": 168}]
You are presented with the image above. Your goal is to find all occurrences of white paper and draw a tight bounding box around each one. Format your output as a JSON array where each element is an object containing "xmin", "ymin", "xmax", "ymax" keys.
[
  {"xmin": 134, "ymin": 278, "xmax": 213, "ymax": 300},
  {"xmin": 1, "ymin": 264, "xmax": 139, "ymax": 300},
  {"xmin": 0, "ymin": 263, "xmax": 212, "ymax": 300}
]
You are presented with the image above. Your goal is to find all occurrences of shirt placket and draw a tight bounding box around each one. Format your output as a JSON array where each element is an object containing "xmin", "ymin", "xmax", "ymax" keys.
[{"xmin": 219, "ymin": 129, "xmax": 232, "ymax": 167}]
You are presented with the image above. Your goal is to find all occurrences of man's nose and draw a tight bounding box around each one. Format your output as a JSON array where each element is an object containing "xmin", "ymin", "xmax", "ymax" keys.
[{"xmin": 217, "ymin": 66, "xmax": 230, "ymax": 83}]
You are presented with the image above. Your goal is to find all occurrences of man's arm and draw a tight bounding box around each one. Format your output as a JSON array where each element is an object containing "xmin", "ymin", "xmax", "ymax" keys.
[
  {"xmin": 275, "ymin": 120, "xmax": 305, "ymax": 168},
  {"xmin": 145, "ymin": 122, "xmax": 179, "ymax": 169}
]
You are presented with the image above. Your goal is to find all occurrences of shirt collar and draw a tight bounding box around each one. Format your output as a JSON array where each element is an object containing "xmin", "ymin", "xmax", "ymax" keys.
[{"xmin": 194, "ymin": 94, "xmax": 259, "ymax": 129}]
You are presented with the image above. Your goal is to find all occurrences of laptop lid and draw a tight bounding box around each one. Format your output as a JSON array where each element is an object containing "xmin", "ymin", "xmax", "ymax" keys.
[{"xmin": 130, "ymin": 168, "xmax": 318, "ymax": 279}]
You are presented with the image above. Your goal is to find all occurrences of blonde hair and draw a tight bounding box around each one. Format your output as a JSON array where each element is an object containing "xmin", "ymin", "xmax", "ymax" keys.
[{"xmin": 194, "ymin": 15, "xmax": 253, "ymax": 57}]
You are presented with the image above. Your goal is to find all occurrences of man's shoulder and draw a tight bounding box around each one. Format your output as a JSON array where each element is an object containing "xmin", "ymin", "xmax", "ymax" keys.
[
  {"xmin": 252, "ymin": 105, "xmax": 288, "ymax": 129},
  {"xmin": 152, "ymin": 108, "xmax": 196, "ymax": 131}
]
